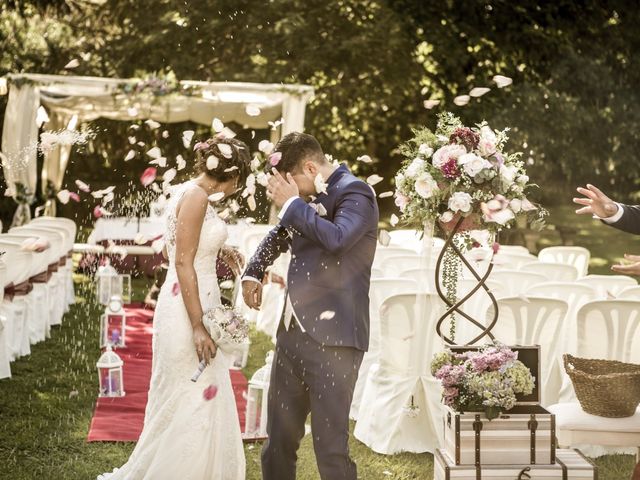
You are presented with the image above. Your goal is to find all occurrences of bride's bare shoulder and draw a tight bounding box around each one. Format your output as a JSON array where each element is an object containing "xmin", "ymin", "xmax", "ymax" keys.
[{"xmin": 176, "ymin": 183, "xmax": 208, "ymax": 219}]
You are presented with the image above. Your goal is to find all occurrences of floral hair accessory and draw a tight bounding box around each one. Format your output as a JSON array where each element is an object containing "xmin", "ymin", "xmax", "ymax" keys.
[{"xmin": 268, "ymin": 151, "xmax": 282, "ymax": 167}]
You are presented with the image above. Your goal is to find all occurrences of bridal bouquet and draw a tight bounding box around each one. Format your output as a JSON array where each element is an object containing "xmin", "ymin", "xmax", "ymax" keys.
[
  {"xmin": 202, "ymin": 305, "xmax": 249, "ymax": 353},
  {"xmin": 394, "ymin": 112, "xmax": 546, "ymax": 235},
  {"xmin": 430, "ymin": 344, "xmax": 534, "ymax": 420}
]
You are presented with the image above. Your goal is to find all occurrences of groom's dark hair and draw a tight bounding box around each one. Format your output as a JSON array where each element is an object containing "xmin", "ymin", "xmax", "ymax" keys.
[{"xmin": 272, "ymin": 132, "xmax": 326, "ymax": 173}]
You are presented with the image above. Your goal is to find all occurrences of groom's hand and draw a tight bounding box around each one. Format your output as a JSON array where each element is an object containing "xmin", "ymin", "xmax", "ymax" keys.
[
  {"xmin": 267, "ymin": 168, "xmax": 299, "ymax": 208},
  {"xmin": 573, "ymin": 184, "xmax": 618, "ymax": 218},
  {"xmin": 242, "ymin": 280, "xmax": 263, "ymax": 309},
  {"xmin": 611, "ymin": 254, "xmax": 640, "ymax": 276}
]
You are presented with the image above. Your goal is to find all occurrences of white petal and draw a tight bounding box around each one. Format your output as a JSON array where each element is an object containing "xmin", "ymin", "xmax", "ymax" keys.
[
  {"xmin": 163, "ymin": 168, "xmax": 177, "ymax": 183},
  {"xmin": 379, "ymin": 229, "xmax": 392, "ymax": 246},
  {"xmin": 357, "ymin": 155, "xmax": 373, "ymax": 163},
  {"xmin": 149, "ymin": 157, "xmax": 167, "ymax": 168},
  {"xmin": 103, "ymin": 186, "xmax": 116, "ymax": 194},
  {"xmin": 247, "ymin": 195, "xmax": 257, "ymax": 211},
  {"xmin": 176, "ymin": 155, "xmax": 186, "ymax": 170},
  {"xmin": 390, "ymin": 214, "xmax": 399, "ymax": 227},
  {"xmin": 493, "ymin": 75, "xmax": 513, "ymax": 88},
  {"xmin": 134, "ymin": 233, "xmax": 148, "ymax": 245},
  {"xmin": 453, "ymin": 95, "xmax": 471, "ymax": 106},
  {"xmin": 151, "ymin": 238, "xmax": 165, "ymax": 253},
  {"xmin": 319, "ymin": 310, "xmax": 336, "ymax": 320},
  {"xmin": 181, "ymin": 130, "xmax": 194, "ymax": 148},
  {"xmin": 224, "ymin": 166, "xmax": 239, "ymax": 172},
  {"xmin": 145, "ymin": 119, "xmax": 161, "ymax": 129},
  {"xmin": 75, "ymin": 179, "xmax": 91, "ymax": 192},
  {"xmin": 469, "ymin": 87, "xmax": 491, "ymax": 97},
  {"xmin": 218, "ymin": 143, "xmax": 233, "ymax": 159},
  {"xmin": 128, "ymin": 136, "xmax": 136, "ymax": 144},
  {"xmin": 208, "ymin": 192, "xmax": 225, "ymax": 202},
  {"xmin": 423, "ymin": 99, "xmax": 440, "ymax": 109},
  {"xmin": 218, "ymin": 127, "xmax": 237, "ymax": 139},
  {"xmin": 258, "ymin": 140, "xmax": 274, "ymax": 154},
  {"xmin": 36, "ymin": 106, "xmax": 49, "ymax": 127},
  {"xmin": 137, "ymin": 141, "xmax": 145, "ymax": 147},
  {"xmin": 212, "ymin": 117, "xmax": 224, "ymax": 133},
  {"xmin": 127, "ymin": 107, "xmax": 138, "ymax": 117},
  {"xmin": 367, "ymin": 174, "xmax": 383, "ymax": 186},
  {"xmin": 245, "ymin": 104, "xmax": 261, "ymax": 116},
  {"xmin": 146, "ymin": 147, "xmax": 162, "ymax": 159},
  {"xmin": 56, "ymin": 190, "xmax": 70, "ymax": 204},
  {"xmin": 64, "ymin": 59, "xmax": 80, "ymax": 69},
  {"xmin": 162, "ymin": 130, "xmax": 169, "ymax": 139},
  {"xmin": 268, "ymin": 118, "xmax": 284, "ymax": 130},
  {"xmin": 206, "ymin": 155, "xmax": 219, "ymax": 170},
  {"xmin": 124, "ymin": 150, "xmax": 136, "ymax": 161},
  {"xmin": 379, "ymin": 191, "xmax": 393, "ymax": 198},
  {"xmin": 218, "ymin": 208, "xmax": 231, "ymax": 220},
  {"xmin": 103, "ymin": 192, "xmax": 114, "ymax": 204}
]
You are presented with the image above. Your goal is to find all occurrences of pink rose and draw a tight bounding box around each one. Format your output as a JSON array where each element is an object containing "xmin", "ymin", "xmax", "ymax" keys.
[
  {"xmin": 394, "ymin": 192, "xmax": 410, "ymax": 212},
  {"xmin": 269, "ymin": 151, "xmax": 282, "ymax": 166},
  {"xmin": 432, "ymin": 144, "xmax": 466, "ymax": 168}
]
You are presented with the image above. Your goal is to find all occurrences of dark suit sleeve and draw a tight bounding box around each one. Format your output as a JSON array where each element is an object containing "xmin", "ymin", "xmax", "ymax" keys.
[
  {"xmin": 279, "ymin": 181, "xmax": 376, "ymax": 255},
  {"xmin": 607, "ymin": 204, "xmax": 640, "ymax": 235},
  {"xmin": 242, "ymin": 225, "xmax": 291, "ymax": 281}
]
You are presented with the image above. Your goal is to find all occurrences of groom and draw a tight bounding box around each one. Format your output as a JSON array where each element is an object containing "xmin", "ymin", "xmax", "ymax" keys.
[{"xmin": 242, "ymin": 132, "xmax": 379, "ymax": 480}]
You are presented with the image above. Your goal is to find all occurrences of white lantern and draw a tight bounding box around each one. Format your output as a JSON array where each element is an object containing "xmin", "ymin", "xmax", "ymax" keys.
[
  {"xmin": 95, "ymin": 260, "xmax": 131, "ymax": 305},
  {"xmin": 229, "ymin": 339, "xmax": 251, "ymax": 370},
  {"xmin": 243, "ymin": 350, "xmax": 274, "ymax": 439},
  {"xmin": 97, "ymin": 344, "xmax": 125, "ymax": 397},
  {"xmin": 100, "ymin": 295, "xmax": 127, "ymax": 348}
]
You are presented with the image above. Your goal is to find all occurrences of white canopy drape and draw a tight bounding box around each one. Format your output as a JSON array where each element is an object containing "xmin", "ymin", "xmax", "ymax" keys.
[{"xmin": 1, "ymin": 73, "xmax": 314, "ymax": 221}]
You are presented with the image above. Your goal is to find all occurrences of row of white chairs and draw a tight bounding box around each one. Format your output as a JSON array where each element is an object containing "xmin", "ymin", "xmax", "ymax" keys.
[{"xmin": 0, "ymin": 216, "xmax": 76, "ymax": 379}]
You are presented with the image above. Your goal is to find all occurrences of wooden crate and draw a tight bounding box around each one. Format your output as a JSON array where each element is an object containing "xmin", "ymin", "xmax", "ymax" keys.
[{"xmin": 434, "ymin": 448, "xmax": 598, "ymax": 480}]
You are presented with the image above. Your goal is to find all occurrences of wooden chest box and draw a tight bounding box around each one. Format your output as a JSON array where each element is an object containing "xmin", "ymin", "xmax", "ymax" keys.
[{"xmin": 434, "ymin": 448, "xmax": 598, "ymax": 480}]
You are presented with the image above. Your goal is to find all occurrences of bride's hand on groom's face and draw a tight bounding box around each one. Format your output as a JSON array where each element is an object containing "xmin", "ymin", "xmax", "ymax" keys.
[
  {"xmin": 242, "ymin": 280, "xmax": 262, "ymax": 310},
  {"xmin": 267, "ymin": 168, "xmax": 299, "ymax": 208}
]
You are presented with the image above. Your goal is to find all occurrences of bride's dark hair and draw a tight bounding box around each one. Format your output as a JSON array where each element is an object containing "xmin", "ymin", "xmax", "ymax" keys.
[{"xmin": 194, "ymin": 136, "xmax": 251, "ymax": 186}]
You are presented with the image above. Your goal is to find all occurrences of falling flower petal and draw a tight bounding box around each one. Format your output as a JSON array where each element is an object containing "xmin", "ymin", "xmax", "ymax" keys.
[
  {"xmin": 69, "ymin": 192, "xmax": 80, "ymax": 202},
  {"xmin": 163, "ymin": 168, "xmax": 177, "ymax": 184},
  {"xmin": 93, "ymin": 205, "xmax": 103, "ymax": 218},
  {"xmin": 208, "ymin": 192, "xmax": 225, "ymax": 202},
  {"xmin": 218, "ymin": 208, "xmax": 231, "ymax": 220},
  {"xmin": 134, "ymin": 233, "xmax": 148, "ymax": 245},
  {"xmin": 127, "ymin": 107, "xmax": 138, "ymax": 117},
  {"xmin": 453, "ymin": 95, "xmax": 471, "ymax": 106},
  {"xmin": 172, "ymin": 282, "xmax": 180, "ymax": 296},
  {"xmin": 423, "ymin": 99, "xmax": 440, "ymax": 109},
  {"xmin": 140, "ymin": 167, "xmax": 157, "ymax": 187},
  {"xmin": 268, "ymin": 118, "xmax": 284, "ymax": 130},
  {"xmin": 149, "ymin": 157, "xmax": 167, "ymax": 168},
  {"xmin": 206, "ymin": 155, "xmax": 219, "ymax": 170},
  {"xmin": 36, "ymin": 106, "xmax": 49, "ymax": 127},
  {"xmin": 320, "ymin": 310, "xmax": 336, "ymax": 320},
  {"xmin": 269, "ymin": 152, "xmax": 282, "ymax": 166},
  {"xmin": 64, "ymin": 59, "xmax": 80, "ymax": 69},
  {"xmin": 75, "ymin": 179, "xmax": 90, "ymax": 192},
  {"xmin": 493, "ymin": 75, "xmax": 513, "ymax": 88},
  {"xmin": 245, "ymin": 104, "xmax": 261, "ymax": 116},
  {"xmin": 124, "ymin": 150, "xmax": 136, "ymax": 162},
  {"xmin": 379, "ymin": 191, "xmax": 393, "ymax": 198},
  {"xmin": 379, "ymin": 229, "xmax": 391, "ymax": 246},
  {"xmin": 146, "ymin": 147, "xmax": 162, "ymax": 159},
  {"xmin": 390, "ymin": 214, "xmax": 399, "ymax": 227},
  {"xmin": 216, "ymin": 127, "xmax": 237, "ymax": 139},
  {"xmin": 247, "ymin": 195, "xmax": 257, "ymax": 211},
  {"xmin": 162, "ymin": 130, "xmax": 169, "ymax": 139},
  {"xmin": 151, "ymin": 238, "xmax": 164, "ymax": 253},
  {"xmin": 314, "ymin": 174, "xmax": 328, "ymax": 195},
  {"xmin": 258, "ymin": 140, "xmax": 274, "ymax": 154},
  {"xmin": 224, "ymin": 166, "xmax": 238, "ymax": 173},
  {"xmin": 182, "ymin": 130, "xmax": 195, "ymax": 148},
  {"xmin": 128, "ymin": 136, "xmax": 136, "ymax": 145},
  {"xmin": 469, "ymin": 87, "xmax": 491, "ymax": 97},
  {"xmin": 56, "ymin": 190, "xmax": 71, "ymax": 204},
  {"xmin": 68, "ymin": 389, "xmax": 79, "ymax": 399},
  {"xmin": 367, "ymin": 174, "xmax": 383, "ymax": 186},
  {"xmin": 212, "ymin": 118, "xmax": 224, "ymax": 133},
  {"xmin": 145, "ymin": 119, "xmax": 161, "ymax": 129},
  {"xmin": 203, "ymin": 384, "xmax": 218, "ymax": 400},
  {"xmin": 357, "ymin": 155, "xmax": 373, "ymax": 164},
  {"xmin": 218, "ymin": 143, "xmax": 233, "ymax": 159},
  {"xmin": 103, "ymin": 192, "xmax": 114, "ymax": 204},
  {"xmin": 176, "ymin": 155, "xmax": 186, "ymax": 170}
]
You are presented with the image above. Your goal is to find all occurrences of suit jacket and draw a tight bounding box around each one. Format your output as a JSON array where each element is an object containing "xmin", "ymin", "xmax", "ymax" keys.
[
  {"xmin": 608, "ymin": 204, "xmax": 640, "ymax": 235},
  {"xmin": 243, "ymin": 164, "xmax": 379, "ymax": 351}
]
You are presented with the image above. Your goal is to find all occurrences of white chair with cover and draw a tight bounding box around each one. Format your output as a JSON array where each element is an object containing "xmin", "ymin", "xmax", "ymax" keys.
[
  {"xmin": 488, "ymin": 269, "xmax": 548, "ymax": 296},
  {"xmin": 400, "ymin": 267, "xmax": 439, "ymax": 293},
  {"xmin": 576, "ymin": 274, "xmax": 637, "ymax": 299},
  {"xmin": 497, "ymin": 245, "xmax": 531, "ymax": 255},
  {"xmin": 492, "ymin": 252, "xmax": 539, "ymax": 270},
  {"xmin": 239, "ymin": 224, "xmax": 273, "ymax": 259},
  {"xmin": 521, "ymin": 262, "xmax": 579, "ymax": 282},
  {"xmin": 254, "ymin": 282, "xmax": 285, "ymax": 340},
  {"xmin": 0, "ymin": 261, "xmax": 11, "ymax": 379},
  {"xmin": 371, "ymin": 267, "xmax": 384, "ymax": 279},
  {"xmin": 538, "ymin": 246, "xmax": 590, "ymax": 277},
  {"xmin": 354, "ymin": 293, "xmax": 445, "ymax": 454},
  {"xmin": 617, "ymin": 285, "xmax": 640, "ymax": 299},
  {"xmin": 373, "ymin": 246, "xmax": 418, "ymax": 269},
  {"xmin": 350, "ymin": 277, "xmax": 420, "ymax": 420},
  {"xmin": 388, "ymin": 229, "xmax": 423, "ymax": 253},
  {"xmin": 549, "ymin": 300, "xmax": 640, "ymax": 457},
  {"xmin": 490, "ymin": 296, "xmax": 569, "ymax": 406},
  {"xmin": 379, "ymin": 254, "xmax": 421, "ymax": 277},
  {"xmin": 454, "ymin": 278, "xmax": 508, "ymax": 345},
  {"xmin": 0, "ymin": 247, "xmax": 33, "ymax": 359}
]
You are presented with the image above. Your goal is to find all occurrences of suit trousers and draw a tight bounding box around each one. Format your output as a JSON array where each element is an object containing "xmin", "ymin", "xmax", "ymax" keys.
[{"xmin": 261, "ymin": 320, "xmax": 364, "ymax": 480}]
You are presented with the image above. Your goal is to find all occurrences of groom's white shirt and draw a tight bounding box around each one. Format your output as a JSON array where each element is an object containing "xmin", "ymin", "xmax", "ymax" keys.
[
  {"xmin": 600, "ymin": 203, "xmax": 624, "ymax": 223},
  {"xmin": 242, "ymin": 196, "xmax": 305, "ymax": 332}
]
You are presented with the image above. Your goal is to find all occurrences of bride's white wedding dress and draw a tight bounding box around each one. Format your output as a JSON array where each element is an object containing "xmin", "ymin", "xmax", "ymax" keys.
[{"xmin": 99, "ymin": 181, "xmax": 246, "ymax": 480}]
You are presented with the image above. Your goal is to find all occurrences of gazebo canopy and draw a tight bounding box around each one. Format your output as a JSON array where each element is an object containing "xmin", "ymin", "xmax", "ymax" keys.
[{"xmin": 0, "ymin": 73, "xmax": 314, "ymax": 211}]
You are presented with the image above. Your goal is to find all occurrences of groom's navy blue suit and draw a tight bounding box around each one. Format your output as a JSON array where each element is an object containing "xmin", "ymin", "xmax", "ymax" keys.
[{"xmin": 243, "ymin": 164, "xmax": 378, "ymax": 480}]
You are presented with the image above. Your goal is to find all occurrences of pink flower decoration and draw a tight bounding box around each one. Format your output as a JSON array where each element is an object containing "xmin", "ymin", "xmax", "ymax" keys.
[
  {"xmin": 171, "ymin": 282, "xmax": 180, "ymax": 296},
  {"xmin": 492, "ymin": 242, "xmax": 500, "ymax": 255},
  {"xmin": 93, "ymin": 205, "xmax": 103, "ymax": 218},
  {"xmin": 269, "ymin": 151, "xmax": 282, "ymax": 166},
  {"xmin": 140, "ymin": 167, "xmax": 157, "ymax": 187},
  {"xmin": 69, "ymin": 192, "xmax": 80, "ymax": 202},
  {"xmin": 203, "ymin": 384, "xmax": 218, "ymax": 401}
]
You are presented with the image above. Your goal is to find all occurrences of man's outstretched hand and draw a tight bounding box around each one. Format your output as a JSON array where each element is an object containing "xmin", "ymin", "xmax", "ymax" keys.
[
  {"xmin": 611, "ymin": 254, "xmax": 640, "ymax": 276},
  {"xmin": 242, "ymin": 280, "xmax": 263, "ymax": 310},
  {"xmin": 573, "ymin": 184, "xmax": 618, "ymax": 219}
]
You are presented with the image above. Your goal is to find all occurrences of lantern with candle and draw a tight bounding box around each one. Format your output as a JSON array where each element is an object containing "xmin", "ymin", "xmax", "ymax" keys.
[
  {"xmin": 100, "ymin": 295, "xmax": 127, "ymax": 348},
  {"xmin": 95, "ymin": 259, "xmax": 131, "ymax": 305},
  {"xmin": 243, "ymin": 350, "xmax": 274, "ymax": 440},
  {"xmin": 97, "ymin": 344, "xmax": 125, "ymax": 397},
  {"xmin": 229, "ymin": 338, "xmax": 251, "ymax": 370}
]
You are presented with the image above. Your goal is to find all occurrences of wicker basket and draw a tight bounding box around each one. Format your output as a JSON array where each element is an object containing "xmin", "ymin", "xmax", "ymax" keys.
[{"xmin": 564, "ymin": 354, "xmax": 640, "ymax": 418}]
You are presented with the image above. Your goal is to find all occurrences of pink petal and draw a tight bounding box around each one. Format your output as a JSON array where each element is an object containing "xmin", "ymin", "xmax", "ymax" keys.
[
  {"xmin": 269, "ymin": 151, "xmax": 282, "ymax": 166},
  {"xmin": 140, "ymin": 167, "xmax": 157, "ymax": 187},
  {"xmin": 492, "ymin": 242, "xmax": 500, "ymax": 255},
  {"xmin": 172, "ymin": 282, "xmax": 180, "ymax": 296},
  {"xmin": 69, "ymin": 192, "xmax": 80, "ymax": 202},
  {"xmin": 93, "ymin": 205, "xmax": 103, "ymax": 218},
  {"xmin": 203, "ymin": 384, "xmax": 218, "ymax": 401}
]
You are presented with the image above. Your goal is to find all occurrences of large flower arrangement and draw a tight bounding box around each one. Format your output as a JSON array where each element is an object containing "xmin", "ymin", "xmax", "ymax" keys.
[
  {"xmin": 430, "ymin": 344, "xmax": 535, "ymax": 420},
  {"xmin": 394, "ymin": 112, "xmax": 545, "ymax": 234}
]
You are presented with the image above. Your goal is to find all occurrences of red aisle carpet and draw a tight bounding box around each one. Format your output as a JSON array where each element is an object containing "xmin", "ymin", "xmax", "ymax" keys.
[{"xmin": 87, "ymin": 304, "xmax": 248, "ymax": 442}]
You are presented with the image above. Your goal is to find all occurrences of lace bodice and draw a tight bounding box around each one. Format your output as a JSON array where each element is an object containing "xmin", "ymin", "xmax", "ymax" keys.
[{"xmin": 164, "ymin": 181, "xmax": 228, "ymax": 276}]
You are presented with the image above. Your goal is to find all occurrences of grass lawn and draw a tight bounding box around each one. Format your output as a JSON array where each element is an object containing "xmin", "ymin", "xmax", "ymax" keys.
[{"xmin": 0, "ymin": 205, "xmax": 637, "ymax": 479}]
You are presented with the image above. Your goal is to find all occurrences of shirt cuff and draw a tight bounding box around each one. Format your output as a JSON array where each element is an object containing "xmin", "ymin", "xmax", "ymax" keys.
[
  {"xmin": 601, "ymin": 203, "xmax": 624, "ymax": 224},
  {"xmin": 278, "ymin": 196, "xmax": 299, "ymax": 220},
  {"xmin": 242, "ymin": 276, "xmax": 261, "ymax": 284}
]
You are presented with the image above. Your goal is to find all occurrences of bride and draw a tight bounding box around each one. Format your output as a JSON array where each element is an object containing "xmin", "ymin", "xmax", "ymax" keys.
[{"xmin": 99, "ymin": 136, "xmax": 250, "ymax": 480}]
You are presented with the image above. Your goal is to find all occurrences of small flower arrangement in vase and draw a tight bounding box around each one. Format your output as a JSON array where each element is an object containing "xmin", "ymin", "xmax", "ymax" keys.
[
  {"xmin": 431, "ymin": 344, "xmax": 534, "ymax": 420},
  {"xmin": 393, "ymin": 112, "xmax": 546, "ymax": 343}
]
